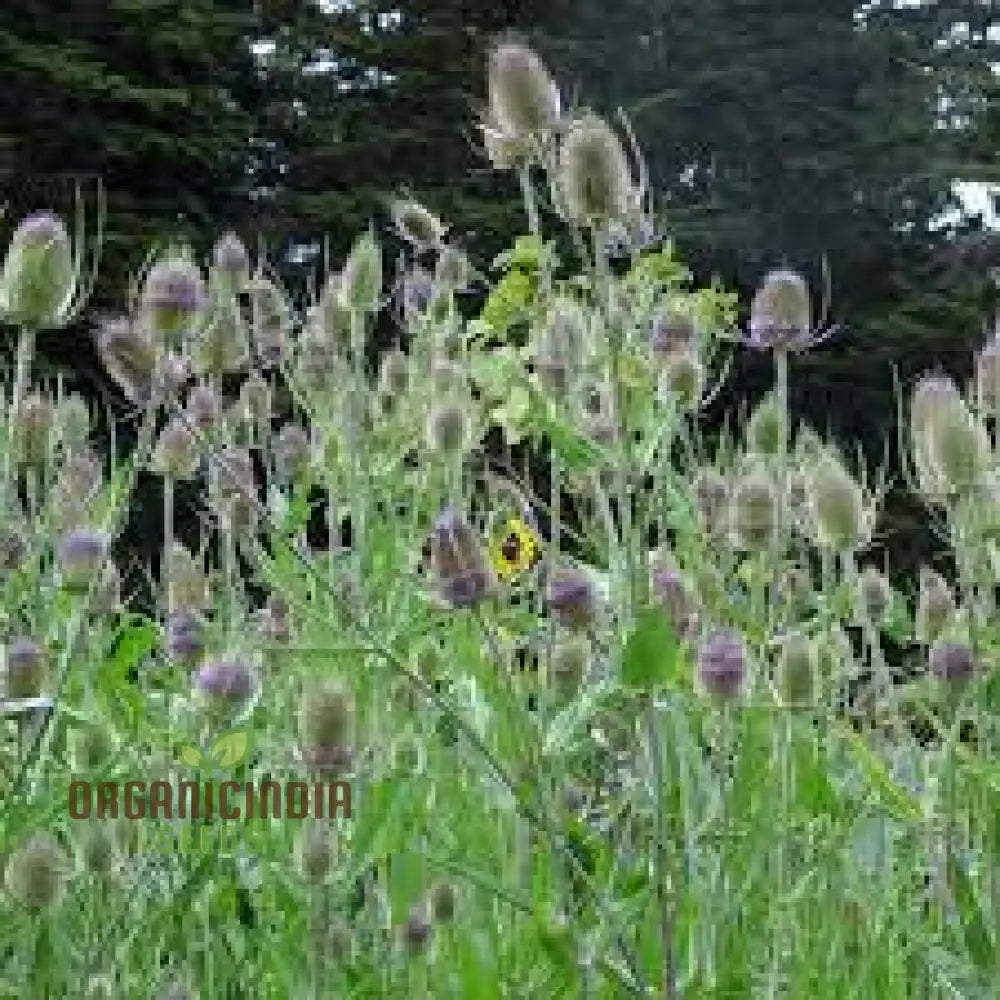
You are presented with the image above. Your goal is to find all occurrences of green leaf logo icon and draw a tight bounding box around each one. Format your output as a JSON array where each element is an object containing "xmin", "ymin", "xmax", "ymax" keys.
[
  {"xmin": 210, "ymin": 729, "xmax": 250, "ymax": 769},
  {"xmin": 178, "ymin": 744, "xmax": 205, "ymax": 768}
]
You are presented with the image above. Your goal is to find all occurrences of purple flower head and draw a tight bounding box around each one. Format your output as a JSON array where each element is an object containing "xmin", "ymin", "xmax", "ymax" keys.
[
  {"xmin": 430, "ymin": 508, "xmax": 492, "ymax": 608},
  {"xmin": 194, "ymin": 657, "xmax": 253, "ymax": 703},
  {"xmin": 58, "ymin": 529, "xmax": 107, "ymax": 590},
  {"xmin": 697, "ymin": 628, "xmax": 748, "ymax": 699},
  {"xmin": 18, "ymin": 211, "xmax": 67, "ymax": 244},
  {"xmin": 545, "ymin": 566, "xmax": 596, "ymax": 629},
  {"xmin": 166, "ymin": 611, "xmax": 205, "ymax": 663},
  {"xmin": 928, "ymin": 638, "xmax": 975, "ymax": 685}
]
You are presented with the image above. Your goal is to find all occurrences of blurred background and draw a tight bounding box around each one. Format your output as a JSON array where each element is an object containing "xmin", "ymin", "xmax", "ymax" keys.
[{"xmin": 0, "ymin": 0, "xmax": 996, "ymax": 584}]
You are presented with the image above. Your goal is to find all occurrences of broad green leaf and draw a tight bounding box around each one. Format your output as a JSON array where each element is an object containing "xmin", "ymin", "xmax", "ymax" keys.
[
  {"xmin": 211, "ymin": 729, "xmax": 250, "ymax": 768},
  {"xmin": 621, "ymin": 606, "xmax": 682, "ymax": 689},
  {"xmin": 178, "ymin": 744, "xmax": 204, "ymax": 768}
]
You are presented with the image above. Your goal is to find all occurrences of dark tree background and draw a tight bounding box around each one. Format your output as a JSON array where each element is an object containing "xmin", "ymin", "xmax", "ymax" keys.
[{"xmin": 0, "ymin": 0, "xmax": 996, "ymax": 582}]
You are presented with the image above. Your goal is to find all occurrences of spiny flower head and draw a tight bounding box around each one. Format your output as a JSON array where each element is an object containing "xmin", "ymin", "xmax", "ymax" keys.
[
  {"xmin": 193, "ymin": 656, "xmax": 254, "ymax": 706},
  {"xmin": 58, "ymin": 529, "xmax": 108, "ymax": 592},
  {"xmin": 429, "ymin": 508, "xmax": 493, "ymax": 608},
  {"xmin": 210, "ymin": 230, "xmax": 250, "ymax": 296},
  {"xmin": 487, "ymin": 40, "xmax": 560, "ymax": 141},
  {"xmin": 545, "ymin": 564, "xmax": 597, "ymax": 630},
  {"xmin": 916, "ymin": 567, "xmax": 955, "ymax": 644},
  {"xmin": 152, "ymin": 418, "xmax": 200, "ymax": 480},
  {"xmin": 650, "ymin": 307, "xmax": 697, "ymax": 359},
  {"xmin": 0, "ymin": 211, "xmax": 76, "ymax": 329},
  {"xmin": 4, "ymin": 636, "xmax": 44, "ymax": 699},
  {"xmin": 340, "ymin": 228, "xmax": 382, "ymax": 315},
  {"xmin": 748, "ymin": 268, "xmax": 812, "ymax": 351},
  {"xmin": 857, "ymin": 565, "xmax": 890, "ymax": 624},
  {"xmin": 928, "ymin": 636, "xmax": 975, "ymax": 685},
  {"xmin": 556, "ymin": 114, "xmax": 636, "ymax": 227},
  {"xmin": 299, "ymin": 682, "xmax": 354, "ymax": 775},
  {"xmin": 728, "ymin": 464, "xmax": 780, "ymax": 551},
  {"xmin": 697, "ymin": 627, "xmax": 748, "ymax": 699},
  {"xmin": 391, "ymin": 198, "xmax": 446, "ymax": 251},
  {"xmin": 139, "ymin": 247, "xmax": 207, "ymax": 345},
  {"xmin": 4, "ymin": 832, "xmax": 68, "ymax": 911},
  {"xmin": 804, "ymin": 454, "xmax": 872, "ymax": 552}
]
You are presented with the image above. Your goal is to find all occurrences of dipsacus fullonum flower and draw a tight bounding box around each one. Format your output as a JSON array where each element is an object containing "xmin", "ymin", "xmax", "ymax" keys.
[{"xmin": 487, "ymin": 40, "xmax": 560, "ymax": 142}]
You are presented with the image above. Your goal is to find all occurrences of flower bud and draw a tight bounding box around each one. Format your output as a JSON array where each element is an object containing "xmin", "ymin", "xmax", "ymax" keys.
[
  {"xmin": 745, "ymin": 394, "xmax": 784, "ymax": 456},
  {"xmin": 0, "ymin": 212, "xmax": 75, "ymax": 329},
  {"xmin": 910, "ymin": 375, "xmax": 991, "ymax": 499},
  {"xmin": 165, "ymin": 543, "xmax": 210, "ymax": 612},
  {"xmin": 340, "ymin": 230, "xmax": 382, "ymax": 315},
  {"xmin": 775, "ymin": 630, "xmax": 816, "ymax": 705},
  {"xmin": 186, "ymin": 384, "xmax": 220, "ymax": 433},
  {"xmin": 805, "ymin": 456, "xmax": 868, "ymax": 552},
  {"xmin": 661, "ymin": 351, "xmax": 704, "ymax": 409},
  {"xmin": 247, "ymin": 275, "xmax": 292, "ymax": 363},
  {"xmin": 548, "ymin": 633, "xmax": 590, "ymax": 696},
  {"xmin": 916, "ymin": 568, "xmax": 955, "ymax": 644},
  {"xmin": 152, "ymin": 418, "xmax": 200, "ymax": 479},
  {"xmin": 697, "ymin": 628, "xmax": 748, "ymax": 699},
  {"xmin": 557, "ymin": 114, "xmax": 634, "ymax": 225},
  {"xmin": 95, "ymin": 316, "xmax": 157, "ymax": 403},
  {"xmin": 165, "ymin": 610, "xmax": 206, "ymax": 665},
  {"xmin": 487, "ymin": 41, "xmax": 560, "ymax": 139},
  {"xmin": 153, "ymin": 352, "xmax": 190, "ymax": 400},
  {"xmin": 693, "ymin": 466, "xmax": 728, "ymax": 536},
  {"xmin": 13, "ymin": 391, "xmax": 54, "ymax": 468},
  {"xmin": 194, "ymin": 290, "xmax": 250, "ymax": 377},
  {"xmin": 650, "ymin": 308, "xmax": 696, "ymax": 358},
  {"xmin": 650, "ymin": 557, "xmax": 699, "ymax": 640},
  {"xmin": 211, "ymin": 231, "xmax": 249, "ymax": 296},
  {"xmin": 58, "ymin": 529, "xmax": 108, "ymax": 592},
  {"xmin": 4, "ymin": 637, "xmax": 44, "ymax": 698},
  {"xmin": 749, "ymin": 269, "xmax": 811, "ymax": 351},
  {"xmin": 425, "ymin": 401, "xmax": 469, "ymax": 455},
  {"xmin": 857, "ymin": 566, "xmax": 890, "ymax": 624},
  {"xmin": 729, "ymin": 466, "xmax": 779, "ymax": 550},
  {"xmin": 3, "ymin": 832, "xmax": 68, "ymax": 910},
  {"xmin": 299, "ymin": 683, "xmax": 354, "ymax": 775},
  {"xmin": 273, "ymin": 424, "xmax": 311, "ymax": 483},
  {"xmin": 545, "ymin": 566, "xmax": 597, "ymax": 630},
  {"xmin": 140, "ymin": 248, "xmax": 206, "ymax": 345},
  {"xmin": 429, "ymin": 508, "xmax": 493, "ymax": 608}
]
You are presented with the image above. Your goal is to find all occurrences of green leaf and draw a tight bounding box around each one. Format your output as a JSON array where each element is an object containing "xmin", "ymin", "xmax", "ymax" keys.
[
  {"xmin": 210, "ymin": 729, "xmax": 250, "ymax": 768},
  {"xmin": 621, "ymin": 606, "xmax": 682, "ymax": 690},
  {"xmin": 178, "ymin": 744, "xmax": 204, "ymax": 768}
]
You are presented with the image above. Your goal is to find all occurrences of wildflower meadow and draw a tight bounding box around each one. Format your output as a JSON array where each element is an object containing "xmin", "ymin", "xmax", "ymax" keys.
[{"xmin": 2, "ymin": 37, "xmax": 1000, "ymax": 1000}]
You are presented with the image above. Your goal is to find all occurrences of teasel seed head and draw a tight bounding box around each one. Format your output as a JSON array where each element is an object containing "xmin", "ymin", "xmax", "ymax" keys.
[
  {"xmin": 729, "ymin": 465, "xmax": 780, "ymax": 551},
  {"xmin": 0, "ymin": 211, "xmax": 75, "ymax": 329},
  {"xmin": 210, "ymin": 230, "xmax": 249, "ymax": 297},
  {"xmin": 557, "ymin": 114, "xmax": 635, "ymax": 226},
  {"xmin": 697, "ymin": 627, "xmax": 748, "ymax": 699},
  {"xmin": 487, "ymin": 40, "xmax": 560, "ymax": 141},
  {"xmin": 545, "ymin": 565, "xmax": 597, "ymax": 630},
  {"xmin": 910, "ymin": 375, "xmax": 991, "ymax": 500},
  {"xmin": 928, "ymin": 636, "xmax": 975, "ymax": 685},
  {"xmin": 4, "ymin": 636, "xmax": 45, "ymax": 699},
  {"xmin": 857, "ymin": 565, "xmax": 891, "ymax": 624},
  {"xmin": 13, "ymin": 391, "xmax": 54, "ymax": 468},
  {"xmin": 392, "ymin": 198, "xmax": 446, "ymax": 251},
  {"xmin": 139, "ymin": 247, "xmax": 206, "ymax": 346},
  {"xmin": 58, "ymin": 528, "xmax": 108, "ymax": 593},
  {"xmin": 650, "ymin": 308, "xmax": 697, "ymax": 359},
  {"xmin": 805, "ymin": 455, "xmax": 870, "ymax": 552},
  {"xmin": 93, "ymin": 314, "xmax": 156, "ymax": 404},
  {"xmin": 194, "ymin": 289, "xmax": 251, "ymax": 377},
  {"xmin": 649, "ymin": 554, "xmax": 699, "ymax": 640},
  {"xmin": 548, "ymin": 632, "xmax": 590, "ymax": 696},
  {"xmin": 749, "ymin": 269, "xmax": 811, "ymax": 351},
  {"xmin": 164, "ymin": 543, "xmax": 210, "ymax": 612},
  {"xmin": 152, "ymin": 418, "xmax": 200, "ymax": 480},
  {"xmin": 429, "ymin": 507, "xmax": 493, "ymax": 609},
  {"xmin": 299, "ymin": 683, "xmax": 355, "ymax": 776},
  {"xmin": 775, "ymin": 630, "xmax": 817, "ymax": 705},
  {"xmin": 164, "ymin": 610, "xmax": 206, "ymax": 666},
  {"xmin": 693, "ymin": 466, "xmax": 729, "ymax": 537},
  {"xmin": 3, "ymin": 831, "xmax": 69, "ymax": 911}
]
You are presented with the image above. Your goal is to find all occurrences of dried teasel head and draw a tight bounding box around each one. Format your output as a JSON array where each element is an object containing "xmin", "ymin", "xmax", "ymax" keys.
[
  {"xmin": 556, "ymin": 113, "xmax": 636, "ymax": 228},
  {"xmin": 486, "ymin": 39, "xmax": 560, "ymax": 142}
]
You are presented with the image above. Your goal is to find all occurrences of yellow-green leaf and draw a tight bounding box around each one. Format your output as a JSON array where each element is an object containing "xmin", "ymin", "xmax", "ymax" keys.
[
  {"xmin": 210, "ymin": 729, "xmax": 250, "ymax": 768},
  {"xmin": 178, "ymin": 744, "xmax": 204, "ymax": 768}
]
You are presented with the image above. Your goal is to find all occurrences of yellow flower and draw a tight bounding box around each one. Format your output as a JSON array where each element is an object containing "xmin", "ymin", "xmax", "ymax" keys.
[{"xmin": 488, "ymin": 516, "xmax": 541, "ymax": 582}]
